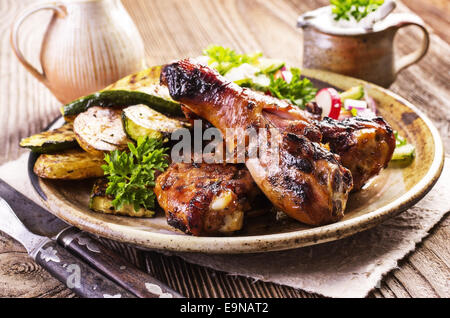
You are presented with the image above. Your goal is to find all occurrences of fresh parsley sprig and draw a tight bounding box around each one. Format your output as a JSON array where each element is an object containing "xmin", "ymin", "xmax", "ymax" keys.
[
  {"xmin": 331, "ymin": 0, "xmax": 384, "ymax": 22},
  {"xmin": 102, "ymin": 136, "xmax": 168, "ymax": 212},
  {"xmin": 268, "ymin": 68, "xmax": 317, "ymax": 108},
  {"xmin": 204, "ymin": 45, "xmax": 262, "ymax": 75}
]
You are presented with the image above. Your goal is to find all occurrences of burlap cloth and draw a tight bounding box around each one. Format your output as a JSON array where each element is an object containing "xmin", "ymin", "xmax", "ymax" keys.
[{"xmin": 1, "ymin": 154, "xmax": 448, "ymax": 298}]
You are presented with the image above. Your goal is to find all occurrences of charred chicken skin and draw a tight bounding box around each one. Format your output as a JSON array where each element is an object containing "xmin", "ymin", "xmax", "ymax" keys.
[
  {"xmin": 317, "ymin": 117, "xmax": 396, "ymax": 190},
  {"xmin": 155, "ymin": 162, "xmax": 260, "ymax": 236},
  {"xmin": 160, "ymin": 59, "xmax": 353, "ymax": 226},
  {"xmin": 260, "ymin": 104, "xmax": 395, "ymax": 191},
  {"xmin": 175, "ymin": 72, "xmax": 393, "ymax": 191}
]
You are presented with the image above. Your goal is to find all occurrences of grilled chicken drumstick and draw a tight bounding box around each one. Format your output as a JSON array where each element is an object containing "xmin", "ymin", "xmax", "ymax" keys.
[
  {"xmin": 155, "ymin": 162, "xmax": 260, "ymax": 235},
  {"xmin": 260, "ymin": 104, "xmax": 395, "ymax": 191},
  {"xmin": 178, "ymin": 78, "xmax": 394, "ymax": 191},
  {"xmin": 160, "ymin": 59, "xmax": 353, "ymax": 226}
]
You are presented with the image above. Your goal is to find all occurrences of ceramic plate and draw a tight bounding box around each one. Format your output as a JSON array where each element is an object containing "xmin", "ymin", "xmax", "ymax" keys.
[{"xmin": 29, "ymin": 69, "xmax": 444, "ymax": 254}]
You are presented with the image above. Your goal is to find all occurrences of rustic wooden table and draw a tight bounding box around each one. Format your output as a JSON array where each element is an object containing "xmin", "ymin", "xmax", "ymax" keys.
[{"xmin": 0, "ymin": 0, "xmax": 449, "ymax": 298}]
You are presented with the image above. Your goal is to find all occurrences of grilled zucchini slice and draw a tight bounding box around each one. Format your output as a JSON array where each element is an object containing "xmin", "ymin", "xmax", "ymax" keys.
[
  {"xmin": 62, "ymin": 66, "xmax": 183, "ymax": 118},
  {"xmin": 122, "ymin": 105, "xmax": 185, "ymax": 141},
  {"xmin": 19, "ymin": 123, "xmax": 78, "ymax": 154},
  {"xmin": 74, "ymin": 106, "xmax": 131, "ymax": 157},
  {"xmin": 392, "ymin": 144, "xmax": 415, "ymax": 161},
  {"xmin": 34, "ymin": 149, "xmax": 104, "ymax": 180},
  {"xmin": 89, "ymin": 178, "xmax": 155, "ymax": 217}
]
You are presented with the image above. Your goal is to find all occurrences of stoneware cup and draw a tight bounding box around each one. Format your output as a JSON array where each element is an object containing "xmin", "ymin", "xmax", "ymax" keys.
[
  {"xmin": 10, "ymin": 0, "xmax": 146, "ymax": 104},
  {"xmin": 297, "ymin": 12, "xmax": 430, "ymax": 87}
]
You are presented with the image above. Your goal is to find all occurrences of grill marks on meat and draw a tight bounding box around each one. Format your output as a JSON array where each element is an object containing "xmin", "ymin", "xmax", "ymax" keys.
[
  {"xmin": 317, "ymin": 117, "xmax": 395, "ymax": 190},
  {"xmin": 155, "ymin": 163, "xmax": 259, "ymax": 236},
  {"xmin": 247, "ymin": 132, "xmax": 352, "ymax": 225},
  {"xmin": 259, "ymin": 104, "xmax": 395, "ymax": 191},
  {"xmin": 161, "ymin": 59, "xmax": 353, "ymax": 226}
]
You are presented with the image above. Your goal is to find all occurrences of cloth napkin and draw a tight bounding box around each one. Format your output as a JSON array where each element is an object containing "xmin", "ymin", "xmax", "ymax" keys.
[{"xmin": 1, "ymin": 154, "xmax": 449, "ymax": 298}]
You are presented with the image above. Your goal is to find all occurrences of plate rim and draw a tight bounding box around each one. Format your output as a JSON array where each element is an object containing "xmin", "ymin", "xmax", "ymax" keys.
[{"xmin": 30, "ymin": 69, "xmax": 445, "ymax": 254}]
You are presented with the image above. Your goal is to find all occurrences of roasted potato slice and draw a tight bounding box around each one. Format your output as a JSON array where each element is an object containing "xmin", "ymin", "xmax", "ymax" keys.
[
  {"xmin": 74, "ymin": 106, "xmax": 131, "ymax": 156},
  {"xmin": 34, "ymin": 149, "xmax": 104, "ymax": 180}
]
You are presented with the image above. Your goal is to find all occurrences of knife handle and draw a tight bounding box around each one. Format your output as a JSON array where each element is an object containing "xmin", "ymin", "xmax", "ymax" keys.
[
  {"xmin": 57, "ymin": 227, "xmax": 183, "ymax": 298},
  {"xmin": 35, "ymin": 240, "xmax": 135, "ymax": 298}
]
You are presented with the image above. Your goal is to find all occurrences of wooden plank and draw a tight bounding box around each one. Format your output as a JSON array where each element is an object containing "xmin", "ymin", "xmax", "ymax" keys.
[
  {"xmin": 0, "ymin": 232, "xmax": 75, "ymax": 298},
  {"xmin": 420, "ymin": 217, "xmax": 450, "ymax": 269},
  {"xmin": 402, "ymin": 0, "xmax": 450, "ymax": 44}
]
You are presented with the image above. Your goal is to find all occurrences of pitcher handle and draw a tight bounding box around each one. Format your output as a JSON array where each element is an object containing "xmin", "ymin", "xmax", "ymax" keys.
[
  {"xmin": 10, "ymin": 3, "xmax": 66, "ymax": 87},
  {"xmin": 392, "ymin": 13, "xmax": 430, "ymax": 76}
]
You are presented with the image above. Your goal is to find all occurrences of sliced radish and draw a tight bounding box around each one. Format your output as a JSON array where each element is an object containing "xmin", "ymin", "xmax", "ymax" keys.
[
  {"xmin": 315, "ymin": 88, "xmax": 341, "ymax": 119},
  {"xmin": 281, "ymin": 70, "xmax": 293, "ymax": 83},
  {"xmin": 273, "ymin": 68, "xmax": 293, "ymax": 83},
  {"xmin": 273, "ymin": 69, "xmax": 284, "ymax": 80}
]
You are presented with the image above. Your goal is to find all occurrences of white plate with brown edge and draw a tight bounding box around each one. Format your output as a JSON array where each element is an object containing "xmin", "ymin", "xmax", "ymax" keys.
[{"xmin": 28, "ymin": 68, "xmax": 444, "ymax": 254}]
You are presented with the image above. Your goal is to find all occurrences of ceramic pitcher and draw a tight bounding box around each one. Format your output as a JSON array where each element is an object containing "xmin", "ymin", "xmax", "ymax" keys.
[
  {"xmin": 297, "ymin": 9, "xmax": 430, "ymax": 87},
  {"xmin": 11, "ymin": 0, "xmax": 146, "ymax": 103}
]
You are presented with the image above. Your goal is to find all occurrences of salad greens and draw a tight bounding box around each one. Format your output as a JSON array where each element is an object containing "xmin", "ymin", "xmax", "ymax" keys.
[
  {"xmin": 203, "ymin": 45, "xmax": 316, "ymax": 108},
  {"xmin": 203, "ymin": 45, "xmax": 262, "ymax": 76},
  {"xmin": 331, "ymin": 0, "xmax": 384, "ymax": 22},
  {"xmin": 102, "ymin": 136, "xmax": 168, "ymax": 212},
  {"xmin": 268, "ymin": 68, "xmax": 317, "ymax": 108}
]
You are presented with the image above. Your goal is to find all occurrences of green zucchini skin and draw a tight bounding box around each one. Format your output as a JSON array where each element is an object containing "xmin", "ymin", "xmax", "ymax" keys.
[
  {"xmin": 63, "ymin": 89, "xmax": 183, "ymax": 117},
  {"xmin": 122, "ymin": 105, "xmax": 185, "ymax": 142},
  {"xmin": 122, "ymin": 111, "xmax": 163, "ymax": 141},
  {"xmin": 20, "ymin": 123, "xmax": 79, "ymax": 154},
  {"xmin": 89, "ymin": 178, "xmax": 155, "ymax": 217},
  {"xmin": 63, "ymin": 65, "xmax": 183, "ymax": 118},
  {"xmin": 24, "ymin": 141, "xmax": 78, "ymax": 154}
]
